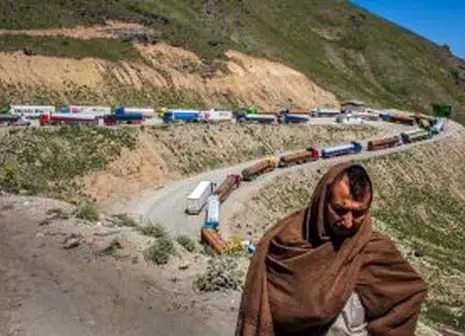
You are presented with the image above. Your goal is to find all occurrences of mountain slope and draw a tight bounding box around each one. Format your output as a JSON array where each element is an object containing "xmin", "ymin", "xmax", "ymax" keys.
[{"xmin": 0, "ymin": 0, "xmax": 463, "ymax": 121}]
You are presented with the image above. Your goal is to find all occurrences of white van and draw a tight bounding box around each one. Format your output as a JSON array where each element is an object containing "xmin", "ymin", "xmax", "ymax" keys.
[{"xmin": 186, "ymin": 181, "xmax": 215, "ymax": 215}]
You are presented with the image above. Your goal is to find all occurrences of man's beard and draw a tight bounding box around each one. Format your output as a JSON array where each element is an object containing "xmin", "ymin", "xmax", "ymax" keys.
[{"xmin": 331, "ymin": 223, "xmax": 359, "ymax": 239}]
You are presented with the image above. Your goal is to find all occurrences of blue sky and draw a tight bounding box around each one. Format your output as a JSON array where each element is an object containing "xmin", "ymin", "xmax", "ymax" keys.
[{"xmin": 352, "ymin": 1, "xmax": 464, "ymax": 58}]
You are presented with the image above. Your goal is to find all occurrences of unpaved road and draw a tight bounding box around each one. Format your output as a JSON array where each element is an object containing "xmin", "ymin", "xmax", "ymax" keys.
[
  {"xmin": 123, "ymin": 119, "xmax": 460, "ymax": 237},
  {"xmin": 0, "ymin": 202, "xmax": 225, "ymax": 336}
]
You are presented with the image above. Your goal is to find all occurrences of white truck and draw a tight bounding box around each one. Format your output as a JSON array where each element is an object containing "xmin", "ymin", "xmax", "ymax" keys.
[
  {"xmin": 186, "ymin": 181, "xmax": 216, "ymax": 215},
  {"xmin": 200, "ymin": 109, "xmax": 234, "ymax": 123},
  {"xmin": 60, "ymin": 105, "xmax": 112, "ymax": 118},
  {"xmin": 9, "ymin": 105, "xmax": 56, "ymax": 118},
  {"xmin": 204, "ymin": 194, "xmax": 220, "ymax": 229}
]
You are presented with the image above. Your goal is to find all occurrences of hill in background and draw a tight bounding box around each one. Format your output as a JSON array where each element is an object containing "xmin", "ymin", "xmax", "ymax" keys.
[{"xmin": 0, "ymin": 0, "xmax": 464, "ymax": 122}]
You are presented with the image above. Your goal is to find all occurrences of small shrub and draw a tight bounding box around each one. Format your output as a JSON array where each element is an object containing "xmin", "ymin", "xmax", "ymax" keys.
[
  {"xmin": 74, "ymin": 201, "xmax": 99, "ymax": 221},
  {"xmin": 145, "ymin": 236, "xmax": 175, "ymax": 265},
  {"xmin": 194, "ymin": 256, "xmax": 244, "ymax": 292},
  {"xmin": 140, "ymin": 222, "xmax": 167, "ymax": 238},
  {"xmin": 107, "ymin": 213, "xmax": 137, "ymax": 227},
  {"xmin": 176, "ymin": 235, "xmax": 197, "ymax": 252}
]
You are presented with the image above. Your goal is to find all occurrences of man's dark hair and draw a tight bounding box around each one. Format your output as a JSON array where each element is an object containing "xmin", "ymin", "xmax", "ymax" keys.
[{"xmin": 345, "ymin": 166, "xmax": 371, "ymax": 200}]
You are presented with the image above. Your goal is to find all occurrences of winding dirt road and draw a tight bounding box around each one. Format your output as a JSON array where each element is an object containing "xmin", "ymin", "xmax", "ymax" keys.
[{"xmin": 124, "ymin": 119, "xmax": 460, "ymax": 237}]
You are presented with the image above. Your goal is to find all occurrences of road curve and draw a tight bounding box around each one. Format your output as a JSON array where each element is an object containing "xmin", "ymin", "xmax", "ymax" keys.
[{"xmin": 123, "ymin": 119, "xmax": 461, "ymax": 238}]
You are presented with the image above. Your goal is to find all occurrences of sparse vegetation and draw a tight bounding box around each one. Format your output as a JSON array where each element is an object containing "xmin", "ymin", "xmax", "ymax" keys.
[
  {"xmin": 0, "ymin": 35, "xmax": 142, "ymax": 61},
  {"xmin": 74, "ymin": 200, "xmax": 100, "ymax": 221},
  {"xmin": 0, "ymin": 126, "xmax": 137, "ymax": 201},
  {"xmin": 176, "ymin": 235, "xmax": 197, "ymax": 252},
  {"xmin": 194, "ymin": 256, "xmax": 244, "ymax": 292},
  {"xmin": 145, "ymin": 235, "xmax": 175, "ymax": 265},
  {"xmin": 140, "ymin": 222, "xmax": 168, "ymax": 238},
  {"xmin": 106, "ymin": 213, "xmax": 138, "ymax": 227}
]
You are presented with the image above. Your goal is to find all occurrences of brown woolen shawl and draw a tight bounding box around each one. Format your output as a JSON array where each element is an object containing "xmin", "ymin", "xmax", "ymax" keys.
[{"xmin": 235, "ymin": 163, "xmax": 427, "ymax": 336}]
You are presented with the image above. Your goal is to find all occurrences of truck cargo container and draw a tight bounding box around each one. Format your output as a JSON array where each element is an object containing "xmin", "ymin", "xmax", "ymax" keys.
[
  {"xmin": 8, "ymin": 105, "xmax": 55, "ymax": 118},
  {"xmin": 60, "ymin": 105, "xmax": 112, "ymax": 117},
  {"xmin": 367, "ymin": 136, "xmax": 400, "ymax": 151},
  {"xmin": 236, "ymin": 112, "xmax": 277, "ymax": 123},
  {"xmin": 390, "ymin": 114, "xmax": 415, "ymax": 126},
  {"xmin": 321, "ymin": 141, "xmax": 363, "ymax": 159},
  {"xmin": 278, "ymin": 147, "xmax": 319, "ymax": 167},
  {"xmin": 279, "ymin": 113, "xmax": 310, "ymax": 123},
  {"xmin": 204, "ymin": 195, "xmax": 220, "ymax": 229},
  {"xmin": 103, "ymin": 111, "xmax": 144, "ymax": 125},
  {"xmin": 201, "ymin": 228, "xmax": 226, "ymax": 254},
  {"xmin": 186, "ymin": 181, "xmax": 215, "ymax": 215},
  {"xmin": 214, "ymin": 174, "xmax": 242, "ymax": 202},
  {"xmin": 311, "ymin": 108, "xmax": 340, "ymax": 117},
  {"xmin": 279, "ymin": 109, "xmax": 310, "ymax": 115},
  {"xmin": 40, "ymin": 112, "xmax": 98, "ymax": 126},
  {"xmin": 163, "ymin": 109, "xmax": 201, "ymax": 123},
  {"xmin": 241, "ymin": 157, "xmax": 276, "ymax": 181},
  {"xmin": 200, "ymin": 109, "xmax": 233, "ymax": 123},
  {"xmin": 114, "ymin": 107, "xmax": 155, "ymax": 118},
  {"xmin": 400, "ymin": 130, "xmax": 431, "ymax": 144}
]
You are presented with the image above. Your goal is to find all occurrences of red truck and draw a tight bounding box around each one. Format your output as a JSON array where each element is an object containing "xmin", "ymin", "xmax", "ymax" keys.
[
  {"xmin": 214, "ymin": 174, "xmax": 242, "ymax": 203},
  {"xmin": 278, "ymin": 147, "xmax": 319, "ymax": 168}
]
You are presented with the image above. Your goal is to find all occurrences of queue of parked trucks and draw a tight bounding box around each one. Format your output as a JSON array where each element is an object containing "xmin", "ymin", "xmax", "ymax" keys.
[{"xmin": 184, "ymin": 115, "xmax": 446, "ymax": 254}]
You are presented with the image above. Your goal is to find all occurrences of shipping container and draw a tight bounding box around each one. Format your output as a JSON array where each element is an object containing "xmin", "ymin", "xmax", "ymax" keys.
[
  {"xmin": 103, "ymin": 111, "xmax": 144, "ymax": 125},
  {"xmin": 60, "ymin": 105, "xmax": 112, "ymax": 117},
  {"xmin": 115, "ymin": 107, "xmax": 155, "ymax": 118},
  {"xmin": 279, "ymin": 113, "xmax": 310, "ymax": 123},
  {"xmin": 186, "ymin": 181, "xmax": 215, "ymax": 215},
  {"xmin": 163, "ymin": 109, "xmax": 201, "ymax": 123},
  {"xmin": 200, "ymin": 109, "xmax": 233, "ymax": 123},
  {"xmin": 214, "ymin": 174, "xmax": 242, "ymax": 202},
  {"xmin": 310, "ymin": 108, "xmax": 340, "ymax": 117},
  {"xmin": 40, "ymin": 112, "xmax": 98, "ymax": 126},
  {"xmin": 201, "ymin": 228, "xmax": 226, "ymax": 254},
  {"xmin": 236, "ymin": 112, "xmax": 277, "ymax": 123},
  {"xmin": 241, "ymin": 157, "xmax": 276, "ymax": 181},
  {"xmin": 9, "ymin": 105, "xmax": 56, "ymax": 118},
  {"xmin": 400, "ymin": 130, "xmax": 431, "ymax": 144},
  {"xmin": 321, "ymin": 141, "xmax": 363, "ymax": 159},
  {"xmin": 278, "ymin": 147, "xmax": 319, "ymax": 167},
  {"xmin": 204, "ymin": 195, "xmax": 220, "ymax": 229},
  {"xmin": 367, "ymin": 136, "xmax": 400, "ymax": 151},
  {"xmin": 390, "ymin": 114, "xmax": 415, "ymax": 126}
]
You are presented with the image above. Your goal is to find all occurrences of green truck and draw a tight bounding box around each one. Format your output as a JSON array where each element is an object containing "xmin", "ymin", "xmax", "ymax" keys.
[{"xmin": 432, "ymin": 104, "xmax": 452, "ymax": 118}]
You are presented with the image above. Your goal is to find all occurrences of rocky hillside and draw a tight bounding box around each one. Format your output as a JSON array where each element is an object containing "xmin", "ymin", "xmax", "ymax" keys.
[
  {"xmin": 0, "ymin": 1, "xmax": 464, "ymax": 122},
  {"xmin": 0, "ymin": 123, "xmax": 378, "ymax": 202},
  {"xmin": 227, "ymin": 127, "xmax": 465, "ymax": 334}
]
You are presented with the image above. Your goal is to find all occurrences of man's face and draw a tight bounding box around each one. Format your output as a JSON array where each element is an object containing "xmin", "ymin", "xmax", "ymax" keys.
[{"xmin": 326, "ymin": 174, "xmax": 371, "ymax": 239}]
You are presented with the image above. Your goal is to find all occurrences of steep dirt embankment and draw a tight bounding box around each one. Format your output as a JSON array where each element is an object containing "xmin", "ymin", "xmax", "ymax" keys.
[
  {"xmin": 83, "ymin": 123, "xmax": 378, "ymax": 201},
  {"xmin": 227, "ymin": 129, "xmax": 465, "ymax": 333},
  {"xmin": 0, "ymin": 24, "xmax": 339, "ymax": 110}
]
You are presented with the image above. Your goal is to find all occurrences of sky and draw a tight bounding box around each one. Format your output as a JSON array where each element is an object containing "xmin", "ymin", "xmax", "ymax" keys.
[{"xmin": 352, "ymin": 1, "xmax": 464, "ymax": 58}]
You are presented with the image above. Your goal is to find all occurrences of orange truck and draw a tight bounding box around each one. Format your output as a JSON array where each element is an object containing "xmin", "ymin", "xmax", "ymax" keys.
[
  {"xmin": 367, "ymin": 136, "xmax": 400, "ymax": 151},
  {"xmin": 201, "ymin": 228, "xmax": 226, "ymax": 254},
  {"xmin": 278, "ymin": 147, "xmax": 319, "ymax": 168},
  {"xmin": 241, "ymin": 157, "xmax": 277, "ymax": 181},
  {"xmin": 214, "ymin": 174, "xmax": 242, "ymax": 203}
]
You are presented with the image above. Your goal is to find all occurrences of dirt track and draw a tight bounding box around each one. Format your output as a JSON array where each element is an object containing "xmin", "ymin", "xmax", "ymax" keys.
[{"xmin": 0, "ymin": 198, "xmax": 227, "ymax": 336}]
